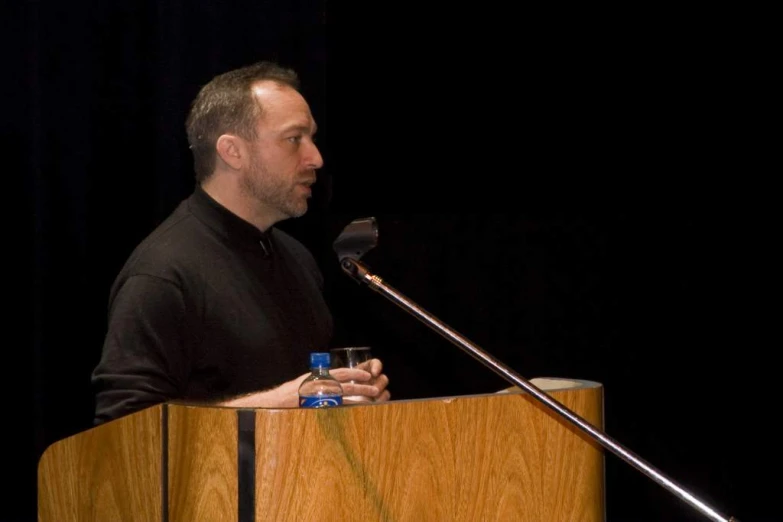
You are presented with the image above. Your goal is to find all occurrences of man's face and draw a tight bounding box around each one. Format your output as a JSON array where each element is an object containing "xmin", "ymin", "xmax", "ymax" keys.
[{"xmin": 239, "ymin": 81, "xmax": 323, "ymax": 221}]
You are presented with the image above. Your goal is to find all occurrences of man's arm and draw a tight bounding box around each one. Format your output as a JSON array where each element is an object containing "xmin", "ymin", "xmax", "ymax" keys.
[
  {"xmin": 92, "ymin": 274, "xmax": 190, "ymax": 424},
  {"xmin": 93, "ymin": 274, "xmax": 391, "ymax": 419},
  {"xmin": 218, "ymin": 360, "xmax": 391, "ymax": 407}
]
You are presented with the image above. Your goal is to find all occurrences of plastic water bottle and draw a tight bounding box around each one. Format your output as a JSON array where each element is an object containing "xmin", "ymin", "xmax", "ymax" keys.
[{"xmin": 298, "ymin": 352, "xmax": 343, "ymax": 408}]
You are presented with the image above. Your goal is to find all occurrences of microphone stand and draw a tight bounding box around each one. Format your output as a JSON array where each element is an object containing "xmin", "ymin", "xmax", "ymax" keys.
[{"xmin": 338, "ymin": 255, "xmax": 740, "ymax": 522}]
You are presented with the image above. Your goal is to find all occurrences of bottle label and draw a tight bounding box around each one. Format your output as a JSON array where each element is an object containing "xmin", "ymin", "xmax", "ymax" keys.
[{"xmin": 299, "ymin": 395, "xmax": 343, "ymax": 408}]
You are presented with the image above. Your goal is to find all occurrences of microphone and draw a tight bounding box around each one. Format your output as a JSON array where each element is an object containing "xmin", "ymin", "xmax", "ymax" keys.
[{"xmin": 332, "ymin": 217, "xmax": 378, "ymax": 264}]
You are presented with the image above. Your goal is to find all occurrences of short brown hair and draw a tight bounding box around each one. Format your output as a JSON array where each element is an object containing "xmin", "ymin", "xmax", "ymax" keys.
[{"xmin": 185, "ymin": 61, "xmax": 300, "ymax": 182}]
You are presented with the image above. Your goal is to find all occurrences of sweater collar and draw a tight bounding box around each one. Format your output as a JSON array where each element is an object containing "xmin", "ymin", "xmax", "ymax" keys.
[{"xmin": 188, "ymin": 185, "xmax": 275, "ymax": 255}]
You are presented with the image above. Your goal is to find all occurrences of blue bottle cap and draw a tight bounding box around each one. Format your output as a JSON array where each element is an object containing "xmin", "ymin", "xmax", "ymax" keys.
[{"xmin": 310, "ymin": 352, "xmax": 330, "ymax": 368}]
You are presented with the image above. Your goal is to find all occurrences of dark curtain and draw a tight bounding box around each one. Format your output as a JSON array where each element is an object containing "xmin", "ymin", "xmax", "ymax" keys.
[{"xmin": 7, "ymin": 1, "xmax": 774, "ymax": 521}]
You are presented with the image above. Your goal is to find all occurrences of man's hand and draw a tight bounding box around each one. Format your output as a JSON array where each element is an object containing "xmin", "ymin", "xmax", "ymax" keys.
[
  {"xmin": 330, "ymin": 358, "xmax": 391, "ymax": 403},
  {"xmin": 217, "ymin": 358, "xmax": 390, "ymax": 408}
]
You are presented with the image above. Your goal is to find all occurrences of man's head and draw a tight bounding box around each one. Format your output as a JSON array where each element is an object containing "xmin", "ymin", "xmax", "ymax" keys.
[
  {"xmin": 186, "ymin": 61, "xmax": 301, "ymax": 183},
  {"xmin": 186, "ymin": 61, "xmax": 323, "ymax": 228}
]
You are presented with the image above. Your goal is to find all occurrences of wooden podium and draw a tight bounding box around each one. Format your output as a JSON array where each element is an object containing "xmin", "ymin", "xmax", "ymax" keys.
[{"xmin": 38, "ymin": 378, "xmax": 605, "ymax": 522}]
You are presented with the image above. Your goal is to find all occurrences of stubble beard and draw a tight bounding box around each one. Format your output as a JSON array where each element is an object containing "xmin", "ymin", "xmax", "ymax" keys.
[{"xmin": 240, "ymin": 158, "xmax": 308, "ymax": 220}]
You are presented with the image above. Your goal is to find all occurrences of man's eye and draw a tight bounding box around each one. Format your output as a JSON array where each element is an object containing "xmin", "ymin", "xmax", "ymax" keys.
[{"xmin": 287, "ymin": 136, "xmax": 302, "ymax": 144}]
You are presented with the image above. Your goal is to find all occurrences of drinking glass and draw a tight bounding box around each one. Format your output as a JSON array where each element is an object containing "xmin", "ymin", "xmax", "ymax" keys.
[{"xmin": 330, "ymin": 346, "xmax": 373, "ymax": 402}]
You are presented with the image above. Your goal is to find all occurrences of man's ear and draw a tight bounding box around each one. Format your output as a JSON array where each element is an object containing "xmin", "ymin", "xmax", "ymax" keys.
[{"xmin": 215, "ymin": 134, "xmax": 246, "ymax": 170}]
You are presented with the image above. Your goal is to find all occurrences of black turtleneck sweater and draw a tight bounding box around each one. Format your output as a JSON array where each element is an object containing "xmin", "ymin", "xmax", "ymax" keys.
[{"xmin": 91, "ymin": 187, "xmax": 333, "ymax": 424}]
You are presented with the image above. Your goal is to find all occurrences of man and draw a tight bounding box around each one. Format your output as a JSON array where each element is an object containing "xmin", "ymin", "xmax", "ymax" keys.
[{"xmin": 91, "ymin": 61, "xmax": 390, "ymax": 425}]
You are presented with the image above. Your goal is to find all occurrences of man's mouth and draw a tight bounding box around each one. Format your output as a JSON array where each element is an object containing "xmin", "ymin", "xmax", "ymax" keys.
[{"xmin": 297, "ymin": 181, "xmax": 314, "ymax": 196}]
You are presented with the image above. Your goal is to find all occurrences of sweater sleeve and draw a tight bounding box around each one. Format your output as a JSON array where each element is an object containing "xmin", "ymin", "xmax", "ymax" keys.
[{"xmin": 91, "ymin": 274, "xmax": 190, "ymax": 425}]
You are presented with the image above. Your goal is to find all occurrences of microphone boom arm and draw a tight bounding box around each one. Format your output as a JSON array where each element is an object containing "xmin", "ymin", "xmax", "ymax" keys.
[{"xmin": 339, "ymin": 256, "xmax": 739, "ymax": 522}]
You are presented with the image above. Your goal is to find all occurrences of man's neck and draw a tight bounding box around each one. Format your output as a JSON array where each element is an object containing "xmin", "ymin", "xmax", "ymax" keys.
[{"xmin": 200, "ymin": 177, "xmax": 279, "ymax": 232}]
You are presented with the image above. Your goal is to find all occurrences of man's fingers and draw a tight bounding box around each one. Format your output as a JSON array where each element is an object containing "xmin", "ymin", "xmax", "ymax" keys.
[
  {"xmin": 371, "ymin": 373, "xmax": 389, "ymax": 391},
  {"xmin": 369, "ymin": 358, "xmax": 383, "ymax": 377},
  {"xmin": 356, "ymin": 358, "xmax": 383, "ymax": 377},
  {"xmin": 342, "ymin": 396, "xmax": 374, "ymax": 405},
  {"xmin": 330, "ymin": 363, "xmax": 390, "ymax": 401},
  {"xmin": 343, "ymin": 382, "xmax": 386, "ymax": 399},
  {"xmin": 343, "ymin": 383, "xmax": 377, "ymax": 398},
  {"xmin": 330, "ymin": 367, "xmax": 371, "ymax": 383}
]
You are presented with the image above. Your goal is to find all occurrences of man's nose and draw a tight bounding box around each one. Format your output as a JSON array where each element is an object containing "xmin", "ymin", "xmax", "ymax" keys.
[{"xmin": 305, "ymin": 139, "xmax": 324, "ymax": 170}]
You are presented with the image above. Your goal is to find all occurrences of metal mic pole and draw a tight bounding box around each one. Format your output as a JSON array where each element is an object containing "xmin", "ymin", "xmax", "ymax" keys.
[{"xmin": 337, "ymin": 253, "xmax": 740, "ymax": 522}]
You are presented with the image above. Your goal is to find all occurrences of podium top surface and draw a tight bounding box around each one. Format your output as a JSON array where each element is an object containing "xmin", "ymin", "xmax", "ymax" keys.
[
  {"xmin": 163, "ymin": 376, "xmax": 601, "ymax": 412},
  {"xmin": 514, "ymin": 376, "xmax": 601, "ymax": 391}
]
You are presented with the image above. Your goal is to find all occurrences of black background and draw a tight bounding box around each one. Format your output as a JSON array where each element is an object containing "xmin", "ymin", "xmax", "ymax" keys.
[{"xmin": 6, "ymin": 1, "xmax": 776, "ymax": 521}]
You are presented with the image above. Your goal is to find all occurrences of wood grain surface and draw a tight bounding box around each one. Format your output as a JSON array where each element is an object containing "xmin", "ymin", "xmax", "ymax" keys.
[
  {"xmin": 38, "ymin": 384, "xmax": 603, "ymax": 522},
  {"xmin": 253, "ymin": 385, "xmax": 604, "ymax": 522},
  {"xmin": 37, "ymin": 405, "xmax": 163, "ymax": 522},
  {"xmin": 167, "ymin": 404, "xmax": 238, "ymax": 522}
]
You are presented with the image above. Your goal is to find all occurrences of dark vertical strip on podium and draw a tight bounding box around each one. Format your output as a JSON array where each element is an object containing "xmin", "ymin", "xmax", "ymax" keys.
[
  {"xmin": 238, "ymin": 410, "xmax": 256, "ymax": 522},
  {"xmin": 161, "ymin": 404, "xmax": 169, "ymax": 522}
]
